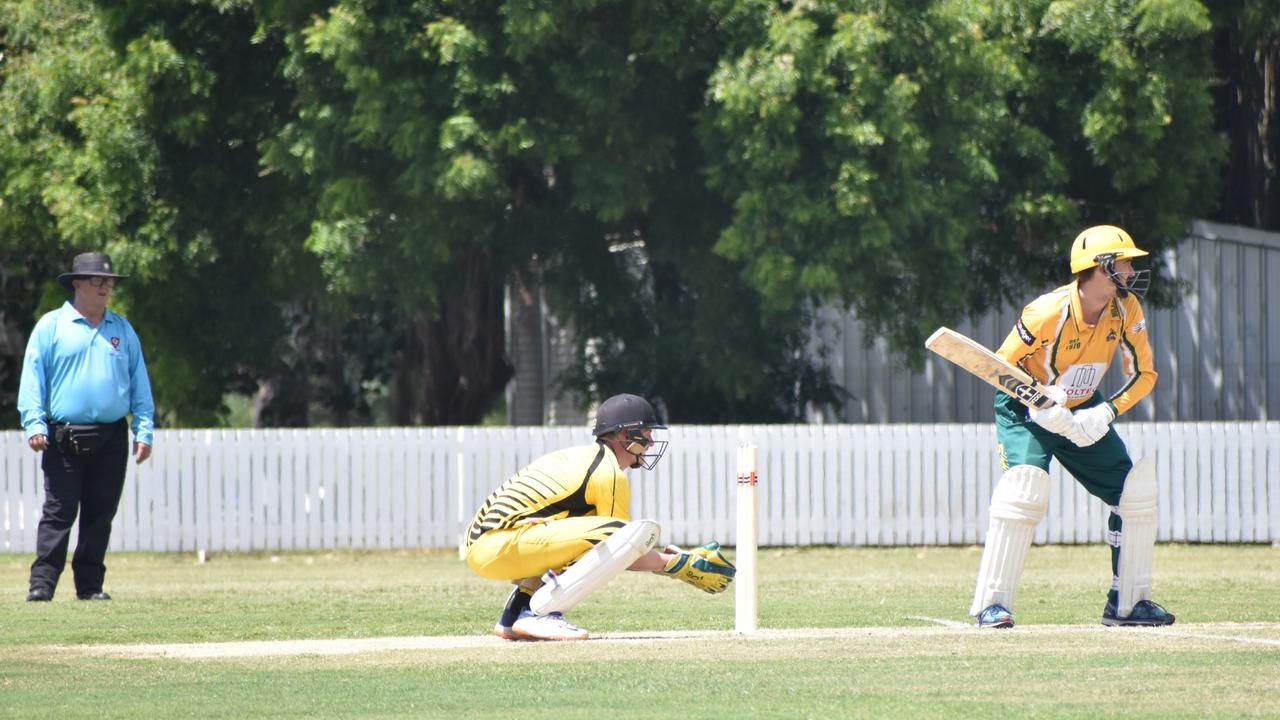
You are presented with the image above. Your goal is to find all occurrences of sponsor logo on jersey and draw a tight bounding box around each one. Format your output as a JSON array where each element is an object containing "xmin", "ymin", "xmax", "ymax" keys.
[
  {"xmin": 1131, "ymin": 320, "xmax": 1146, "ymax": 333},
  {"xmin": 1066, "ymin": 337, "xmax": 1081, "ymax": 351},
  {"xmin": 1015, "ymin": 318, "xmax": 1035, "ymax": 346},
  {"xmin": 1057, "ymin": 362, "xmax": 1108, "ymax": 399}
]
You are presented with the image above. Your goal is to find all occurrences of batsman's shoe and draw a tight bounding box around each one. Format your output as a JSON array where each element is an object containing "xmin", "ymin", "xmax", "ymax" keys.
[
  {"xmin": 1102, "ymin": 598, "xmax": 1176, "ymax": 627},
  {"xmin": 512, "ymin": 608, "xmax": 589, "ymax": 641},
  {"xmin": 976, "ymin": 603, "xmax": 1015, "ymax": 629}
]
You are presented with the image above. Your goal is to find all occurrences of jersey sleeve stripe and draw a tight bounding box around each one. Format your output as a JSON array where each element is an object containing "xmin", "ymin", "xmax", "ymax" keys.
[
  {"xmin": 1046, "ymin": 303, "xmax": 1070, "ymax": 382},
  {"xmin": 1111, "ymin": 334, "xmax": 1142, "ymax": 400}
]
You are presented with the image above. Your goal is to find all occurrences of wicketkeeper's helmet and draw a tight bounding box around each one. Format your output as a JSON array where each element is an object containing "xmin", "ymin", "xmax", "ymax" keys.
[
  {"xmin": 591, "ymin": 394, "xmax": 668, "ymax": 470},
  {"xmin": 1069, "ymin": 225, "xmax": 1151, "ymax": 298}
]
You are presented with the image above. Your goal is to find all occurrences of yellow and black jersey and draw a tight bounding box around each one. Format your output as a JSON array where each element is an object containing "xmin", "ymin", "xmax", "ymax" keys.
[
  {"xmin": 996, "ymin": 280, "xmax": 1157, "ymax": 416},
  {"xmin": 464, "ymin": 442, "xmax": 630, "ymax": 547}
]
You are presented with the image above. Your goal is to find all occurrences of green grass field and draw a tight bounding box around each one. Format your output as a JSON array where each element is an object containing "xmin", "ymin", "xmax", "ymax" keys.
[{"xmin": 2, "ymin": 544, "xmax": 1277, "ymax": 719}]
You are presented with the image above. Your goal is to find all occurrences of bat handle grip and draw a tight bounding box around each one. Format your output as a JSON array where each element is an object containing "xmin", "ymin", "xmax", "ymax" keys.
[{"xmin": 1030, "ymin": 383, "xmax": 1063, "ymax": 409}]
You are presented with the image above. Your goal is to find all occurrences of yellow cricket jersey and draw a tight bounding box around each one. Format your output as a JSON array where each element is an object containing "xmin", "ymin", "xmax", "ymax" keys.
[
  {"xmin": 996, "ymin": 280, "xmax": 1157, "ymax": 415},
  {"xmin": 464, "ymin": 442, "xmax": 630, "ymax": 547}
]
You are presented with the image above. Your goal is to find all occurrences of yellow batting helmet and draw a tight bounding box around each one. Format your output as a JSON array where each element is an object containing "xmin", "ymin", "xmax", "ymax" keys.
[{"xmin": 1069, "ymin": 225, "xmax": 1149, "ymax": 273}]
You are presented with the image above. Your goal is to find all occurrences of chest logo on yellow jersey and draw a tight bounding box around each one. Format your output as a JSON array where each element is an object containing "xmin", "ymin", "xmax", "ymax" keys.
[
  {"xmin": 1066, "ymin": 337, "xmax": 1081, "ymax": 351},
  {"xmin": 1106, "ymin": 329, "xmax": 1117, "ymax": 342},
  {"xmin": 1110, "ymin": 304, "xmax": 1120, "ymax": 318}
]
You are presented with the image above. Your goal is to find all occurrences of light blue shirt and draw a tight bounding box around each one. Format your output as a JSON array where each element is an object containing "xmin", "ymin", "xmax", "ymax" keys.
[{"xmin": 17, "ymin": 302, "xmax": 155, "ymax": 445}]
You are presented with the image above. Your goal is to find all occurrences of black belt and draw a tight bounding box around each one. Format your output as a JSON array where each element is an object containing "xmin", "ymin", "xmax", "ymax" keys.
[{"xmin": 50, "ymin": 418, "xmax": 125, "ymax": 456}]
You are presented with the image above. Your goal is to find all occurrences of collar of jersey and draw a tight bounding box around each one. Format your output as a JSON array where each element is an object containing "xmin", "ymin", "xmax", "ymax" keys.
[
  {"xmin": 1067, "ymin": 279, "xmax": 1111, "ymax": 332},
  {"xmin": 60, "ymin": 301, "xmax": 117, "ymax": 327}
]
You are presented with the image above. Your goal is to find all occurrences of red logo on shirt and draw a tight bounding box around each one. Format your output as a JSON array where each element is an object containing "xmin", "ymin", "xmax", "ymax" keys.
[{"xmin": 110, "ymin": 337, "xmax": 120, "ymax": 349}]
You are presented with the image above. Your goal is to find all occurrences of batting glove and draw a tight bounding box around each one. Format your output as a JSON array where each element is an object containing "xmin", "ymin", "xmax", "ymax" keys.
[
  {"xmin": 1027, "ymin": 386, "xmax": 1075, "ymax": 436},
  {"xmin": 657, "ymin": 542, "xmax": 736, "ymax": 594},
  {"xmin": 1072, "ymin": 403, "xmax": 1116, "ymax": 445}
]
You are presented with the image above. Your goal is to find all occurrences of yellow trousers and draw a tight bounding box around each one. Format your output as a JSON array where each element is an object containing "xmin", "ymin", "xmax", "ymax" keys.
[{"xmin": 465, "ymin": 516, "xmax": 627, "ymax": 580}]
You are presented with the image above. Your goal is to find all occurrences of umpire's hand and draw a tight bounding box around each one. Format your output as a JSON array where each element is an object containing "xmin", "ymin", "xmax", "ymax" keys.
[
  {"xmin": 134, "ymin": 442, "xmax": 152, "ymax": 464},
  {"xmin": 28, "ymin": 434, "xmax": 48, "ymax": 452}
]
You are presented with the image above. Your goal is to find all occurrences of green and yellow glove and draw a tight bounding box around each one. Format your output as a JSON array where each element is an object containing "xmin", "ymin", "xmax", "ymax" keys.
[{"xmin": 656, "ymin": 542, "xmax": 736, "ymax": 594}]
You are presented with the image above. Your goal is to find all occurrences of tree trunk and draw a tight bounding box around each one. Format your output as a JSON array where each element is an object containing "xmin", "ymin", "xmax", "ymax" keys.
[
  {"xmin": 505, "ymin": 268, "xmax": 546, "ymax": 425},
  {"xmin": 251, "ymin": 304, "xmax": 312, "ymax": 427},
  {"xmin": 390, "ymin": 246, "xmax": 513, "ymax": 425},
  {"xmin": 1215, "ymin": 21, "xmax": 1280, "ymax": 230},
  {"xmin": 252, "ymin": 371, "xmax": 310, "ymax": 427}
]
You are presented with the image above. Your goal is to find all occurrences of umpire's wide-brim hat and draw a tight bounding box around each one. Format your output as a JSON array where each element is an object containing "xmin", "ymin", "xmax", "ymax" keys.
[{"xmin": 58, "ymin": 252, "xmax": 129, "ymax": 289}]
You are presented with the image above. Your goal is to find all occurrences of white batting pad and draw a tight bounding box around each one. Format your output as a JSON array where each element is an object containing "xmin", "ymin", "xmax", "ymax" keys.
[
  {"xmin": 1115, "ymin": 457, "xmax": 1157, "ymax": 617},
  {"xmin": 970, "ymin": 466, "xmax": 1051, "ymax": 616},
  {"xmin": 530, "ymin": 519, "xmax": 661, "ymax": 615}
]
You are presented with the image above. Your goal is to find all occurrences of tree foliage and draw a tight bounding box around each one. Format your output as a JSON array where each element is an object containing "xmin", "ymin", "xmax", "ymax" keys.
[
  {"xmin": 701, "ymin": 0, "xmax": 1223, "ymax": 355},
  {"xmin": 0, "ymin": 0, "xmax": 1233, "ymax": 424}
]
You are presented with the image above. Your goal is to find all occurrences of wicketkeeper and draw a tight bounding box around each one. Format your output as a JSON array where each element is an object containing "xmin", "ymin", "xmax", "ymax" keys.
[
  {"xmin": 971, "ymin": 225, "xmax": 1176, "ymax": 629},
  {"xmin": 463, "ymin": 393, "xmax": 735, "ymax": 641}
]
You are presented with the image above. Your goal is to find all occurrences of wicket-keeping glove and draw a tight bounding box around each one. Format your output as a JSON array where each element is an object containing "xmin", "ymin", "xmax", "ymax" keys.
[{"xmin": 656, "ymin": 542, "xmax": 736, "ymax": 594}]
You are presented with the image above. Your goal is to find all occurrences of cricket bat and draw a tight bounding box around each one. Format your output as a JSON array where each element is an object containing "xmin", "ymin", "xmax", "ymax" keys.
[{"xmin": 924, "ymin": 327, "xmax": 1057, "ymax": 410}]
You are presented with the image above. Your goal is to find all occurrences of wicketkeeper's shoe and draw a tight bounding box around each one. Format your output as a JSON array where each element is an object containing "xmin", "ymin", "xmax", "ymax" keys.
[
  {"xmin": 976, "ymin": 603, "xmax": 1015, "ymax": 629},
  {"xmin": 1101, "ymin": 598, "xmax": 1176, "ymax": 627},
  {"xmin": 511, "ymin": 608, "xmax": 589, "ymax": 641}
]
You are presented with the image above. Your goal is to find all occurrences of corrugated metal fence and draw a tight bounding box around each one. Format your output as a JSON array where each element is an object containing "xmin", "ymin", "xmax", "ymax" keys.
[
  {"xmin": 817, "ymin": 219, "xmax": 1280, "ymax": 423},
  {"xmin": 3, "ymin": 422, "xmax": 1276, "ymax": 553}
]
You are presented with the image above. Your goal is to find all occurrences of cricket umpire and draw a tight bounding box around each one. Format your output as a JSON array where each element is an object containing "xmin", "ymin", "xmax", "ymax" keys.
[{"xmin": 18, "ymin": 251, "xmax": 155, "ymax": 602}]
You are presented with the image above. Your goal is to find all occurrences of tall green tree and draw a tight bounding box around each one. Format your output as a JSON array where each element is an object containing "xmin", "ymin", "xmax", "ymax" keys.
[
  {"xmin": 260, "ymin": 0, "xmax": 844, "ymax": 421},
  {"xmin": 1211, "ymin": 0, "xmax": 1280, "ymax": 230},
  {"xmin": 0, "ymin": 0, "xmax": 158, "ymax": 419},
  {"xmin": 701, "ymin": 0, "xmax": 1223, "ymax": 361},
  {"xmin": 1, "ymin": 0, "xmax": 1230, "ymax": 425}
]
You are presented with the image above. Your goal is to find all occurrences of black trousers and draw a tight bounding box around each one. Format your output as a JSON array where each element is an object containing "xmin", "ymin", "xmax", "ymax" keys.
[{"xmin": 29, "ymin": 418, "xmax": 129, "ymax": 597}]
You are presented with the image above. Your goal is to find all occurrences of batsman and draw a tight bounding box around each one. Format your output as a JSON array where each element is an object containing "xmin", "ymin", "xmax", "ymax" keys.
[
  {"xmin": 971, "ymin": 225, "xmax": 1176, "ymax": 629},
  {"xmin": 463, "ymin": 393, "xmax": 735, "ymax": 641}
]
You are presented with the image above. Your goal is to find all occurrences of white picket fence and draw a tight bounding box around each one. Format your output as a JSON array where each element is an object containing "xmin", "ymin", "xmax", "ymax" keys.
[{"xmin": 2, "ymin": 422, "xmax": 1277, "ymax": 554}]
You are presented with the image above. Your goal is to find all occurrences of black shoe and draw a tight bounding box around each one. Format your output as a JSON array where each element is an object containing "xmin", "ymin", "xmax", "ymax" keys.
[
  {"xmin": 77, "ymin": 591, "xmax": 112, "ymax": 601},
  {"xmin": 26, "ymin": 587, "xmax": 53, "ymax": 602},
  {"xmin": 1102, "ymin": 597, "xmax": 1175, "ymax": 626}
]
